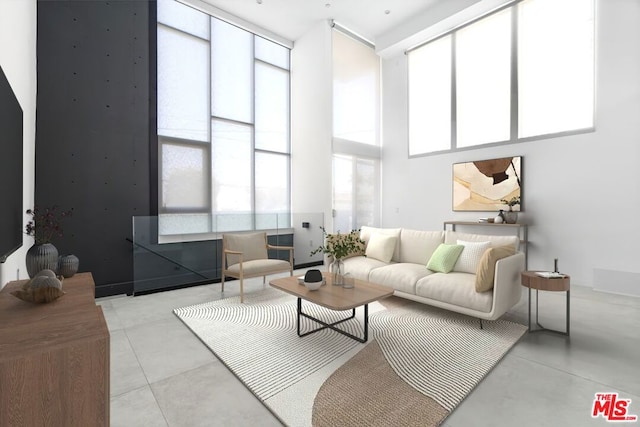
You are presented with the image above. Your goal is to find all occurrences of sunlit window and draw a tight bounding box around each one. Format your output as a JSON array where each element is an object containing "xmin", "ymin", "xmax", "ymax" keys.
[
  {"xmin": 332, "ymin": 29, "xmax": 381, "ymax": 230},
  {"xmin": 518, "ymin": 0, "xmax": 594, "ymax": 137},
  {"xmin": 408, "ymin": 35, "xmax": 451, "ymax": 155},
  {"xmin": 456, "ymin": 9, "xmax": 512, "ymax": 147},
  {"xmin": 408, "ymin": 0, "xmax": 594, "ymax": 156},
  {"xmin": 157, "ymin": 0, "xmax": 290, "ymax": 234}
]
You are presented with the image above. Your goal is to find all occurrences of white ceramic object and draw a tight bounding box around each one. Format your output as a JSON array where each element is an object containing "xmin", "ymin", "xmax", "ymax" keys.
[{"xmin": 304, "ymin": 280, "xmax": 323, "ymax": 291}]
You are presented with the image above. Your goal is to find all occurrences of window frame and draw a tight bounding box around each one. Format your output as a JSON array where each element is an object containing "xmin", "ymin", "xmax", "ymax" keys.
[
  {"xmin": 156, "ymin": 1, "xmax": 292, "ymax": 237},
  {"xmin": 407, "ymin": 0, "xmax": 596, "ymax": 158}
]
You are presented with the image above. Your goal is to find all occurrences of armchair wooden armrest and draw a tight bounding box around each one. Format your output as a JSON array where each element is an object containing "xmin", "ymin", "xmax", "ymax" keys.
[
  {"xmin": 267, "ymin": 245, "xmax": 294, "ymax": 251},
  {"xmin": 224, "ymin": 249, "xmax": 243, "ymax": 255}
]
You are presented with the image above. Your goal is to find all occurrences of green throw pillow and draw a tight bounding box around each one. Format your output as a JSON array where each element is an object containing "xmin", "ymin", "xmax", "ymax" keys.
[{"xmin": 427, "ymin": 244, "xmax": 464, "ymax": 273}]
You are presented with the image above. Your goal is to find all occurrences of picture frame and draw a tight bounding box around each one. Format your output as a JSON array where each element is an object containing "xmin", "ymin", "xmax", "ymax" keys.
[{"xmin": 453, "ymin": 156, "xmax": 522, "ymax": 212}]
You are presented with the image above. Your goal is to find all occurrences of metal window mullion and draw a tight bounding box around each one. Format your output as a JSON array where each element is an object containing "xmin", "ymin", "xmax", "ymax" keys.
[
  {"xmin": 157, "ymin": 21, "xmax": 210, "ymax": 43},
  {"xmin": 251, "ymin": 35, "xmax": 257, "ymax": 230},
  {"xmin": 510, "ymin": 6, "xmax": 519, "ymax": 142},
  {"xmin": 451, "ymin": 32, "xmax": 457, "ymax": 150},
  {"xmin": 254, "ymin": 57, "xmax": 289, "ymax": 73},
  {"xmin": 351, "ymin": 156, "xmax": 358, "ymax": 230},
  {"xmin": 208, "ymin": 15, "xmax": 214, "ymax": 233},
  {"xmin": 158, "ymin": 134, "xmax": 209, "ymax": 147}
]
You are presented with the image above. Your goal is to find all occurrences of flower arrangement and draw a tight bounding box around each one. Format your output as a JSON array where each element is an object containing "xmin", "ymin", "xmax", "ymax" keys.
[
  {"xmin": 25, "ymin": 206, "xmax": 73, "ymax": 245},
  {"xmin": 310, "ymin": 226, "xmax": 365, "ymax": 260},
  {"xmin": 500, "ymin": 196, "xmax": 521, "ymax": 211}
]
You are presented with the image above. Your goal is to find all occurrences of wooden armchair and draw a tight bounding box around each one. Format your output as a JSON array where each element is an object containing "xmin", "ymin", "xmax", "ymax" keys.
[{"xmin": 221, "ymin": 232, "xmax": 294, "ymax": 303}]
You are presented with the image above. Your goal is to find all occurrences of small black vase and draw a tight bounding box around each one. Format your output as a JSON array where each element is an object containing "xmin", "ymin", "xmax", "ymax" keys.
[
  {"xmin": 26, "ymin": 243, "xmax": 59, "ymax": 278},
  {"xmin": 58, "ymin": 254, "xmax": 80, "ymax": 278}
]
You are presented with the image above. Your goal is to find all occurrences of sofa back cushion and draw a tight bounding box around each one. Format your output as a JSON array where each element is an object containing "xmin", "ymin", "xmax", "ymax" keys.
[
  {"xmin": 453, "ymin": 240, "xmax": 491, "ymax": 274},
  {"xmin": 475, "ymin": 245, "xmax": 516, "ymax": 292},
  {"xmin": 445, "ymin": 231, "xmax": 519, "ymax": 250},
  {"xmin": 399, "ymin": 229, "xmax": 445, "ymax": 264},
  {"xmin": 360, "ymin": 226, "xmax": 401, "ymax": 262},
  {"xmin": 426, "ymin": 244, "xmax": 464, "ymax": 273},
  {"xmin": 365, "ymin": 233, "xmax": 398, "ymax": 263}
]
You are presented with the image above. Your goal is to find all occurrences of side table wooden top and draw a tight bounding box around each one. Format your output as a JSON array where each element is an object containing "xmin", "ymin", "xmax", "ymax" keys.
[{"xmin": 521, "ymin": 271, "xmax": 570, "ymax": 292}]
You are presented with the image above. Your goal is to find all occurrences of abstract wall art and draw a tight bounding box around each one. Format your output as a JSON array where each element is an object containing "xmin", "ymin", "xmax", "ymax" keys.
[{"xmin": 453, "ymin": 156, "xmax": 522, "ymax": 211}]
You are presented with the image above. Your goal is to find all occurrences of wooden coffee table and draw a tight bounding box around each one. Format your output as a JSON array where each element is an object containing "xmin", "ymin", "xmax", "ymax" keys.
[{"xmin": 269, "ymin": 272, "xmax": 393, "ymax": 343}]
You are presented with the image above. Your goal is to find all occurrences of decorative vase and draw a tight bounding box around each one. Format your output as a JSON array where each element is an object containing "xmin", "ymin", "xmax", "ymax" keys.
[
  {"xmin": 504, "ymin": 210, "xmax": 518, "ymax": 224},
  {"xmin": 26, "ymin": 243, "xmax": 59, "ymax": 278},
  {"xmin": 330, "ymin": 258, "xmax": 344, "ymax": 286},
  {"xmin": 58, "ymin": 254, "xmax": 80, "ymax": 278}
]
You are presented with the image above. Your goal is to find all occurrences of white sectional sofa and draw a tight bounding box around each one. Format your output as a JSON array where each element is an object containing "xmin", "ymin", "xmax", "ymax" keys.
[{"xmin": 341, "ymin": 226, "xmax": 525, "ymax": 321}]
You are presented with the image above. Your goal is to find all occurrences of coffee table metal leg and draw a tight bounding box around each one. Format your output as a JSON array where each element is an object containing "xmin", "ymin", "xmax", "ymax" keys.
[{"xmin": 296, "ymin": 298, "xmax": 369, "ymax": 343}]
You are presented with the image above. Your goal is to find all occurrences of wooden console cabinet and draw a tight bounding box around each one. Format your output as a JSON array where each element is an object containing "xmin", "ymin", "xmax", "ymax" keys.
[{"xmin": 0, "ymin": 272, "xmax": 109, "ymax": 426}]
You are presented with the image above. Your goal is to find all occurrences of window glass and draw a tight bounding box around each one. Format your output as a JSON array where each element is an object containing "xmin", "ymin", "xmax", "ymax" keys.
[
  {"xmin": 157, "ymin": 0, "xmax": 209, "ymax": 39},
  {"xmin": 407, "ymin": 0, "xmax": 595, "ymax": 155},
  {"xmin": 157, "ymin": 26, "xmax": 209, "ymax": 141},
  {"xmin": 355, "ymin": 158, "xmax": 377, "ymax": 228},
  {"xmin": 255, "ymin": 63, "xmax": 289, "ymax": 153},
  {"xmin": 255, "ymin": 37, "xmax": 290, "ymax": 69},
  {"xmin": 211, "ymin": 19, "xmax": 253, "ymax": 124},
  {"xmin": 456, "ymin": 9, "xmax": 511, "ymax": 147},
  {"xmin": 408, "ymin": 35, "xmax": 452, "ymax": 155},
  {"xmin": 332, "ymin": 30, "xmax": 380, "ymax": 145},
  {"xmin": 518, "ymin": 0, "xmax": 594, "ymax": 137},
  {"xmin": 211, "ymin": 120, "xmax": 252, "ymax": 213},
  {"xmin": 161, "ymin": 142, "xmax": 208, "ymax": 210},
  {"xmin": 158, "ymin": 1, "xmax": 291, "ymax": 236},
  {"xmin": 332, "ymin": 155, "xmax": 353, "ymax": 232},
  {"xmin": 255, "ymin": 152, "xmax": 289, "ymax": 217}
]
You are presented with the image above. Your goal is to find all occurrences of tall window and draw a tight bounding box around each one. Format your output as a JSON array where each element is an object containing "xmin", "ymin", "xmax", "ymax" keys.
[
  {"xmin": 157, "ymin": 0, "xmax": 290, "ymax": 235},
  {"xmin": 332, "ymin": 29, "xmax": 381, "ymax": 231},
  {"xmin": 408, "ymin": 0, "xmax": 594, "ymax": 156}
]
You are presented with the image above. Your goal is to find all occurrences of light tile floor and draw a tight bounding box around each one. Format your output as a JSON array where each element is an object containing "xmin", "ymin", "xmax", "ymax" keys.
[{"xmin": 98, "ymin": 271, "xmax": 640, "ymax": 427}]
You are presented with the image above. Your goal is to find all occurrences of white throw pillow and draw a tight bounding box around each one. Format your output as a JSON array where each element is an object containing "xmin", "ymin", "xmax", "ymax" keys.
[
  {"xmin": 453, "ymin": 240, "xmax": 491, "ymax": 274},
  {"xmin": 365, "ymin": 233, "xmax": 397, "ymax": 263}
]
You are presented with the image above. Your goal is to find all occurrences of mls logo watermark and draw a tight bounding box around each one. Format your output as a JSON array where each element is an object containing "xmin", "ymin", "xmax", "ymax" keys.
[{"xmin": 592, "ymin": 393, "xmax": 638, "ymax": 422}]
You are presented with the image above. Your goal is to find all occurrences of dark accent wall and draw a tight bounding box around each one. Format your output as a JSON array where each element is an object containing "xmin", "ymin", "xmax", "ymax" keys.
[{"xmin": 36, "ymin": 0, "xmax": 153, "ymax": 296}]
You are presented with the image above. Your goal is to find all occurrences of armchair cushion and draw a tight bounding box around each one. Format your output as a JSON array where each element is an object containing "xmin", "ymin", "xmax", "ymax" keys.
[
  {"xmin": 226, "ymin": 259, "xmax": 291, "ymax": 276},
  {"xmin": 224, "ymin": 232, "xmax": 268, "ymax": 265}
]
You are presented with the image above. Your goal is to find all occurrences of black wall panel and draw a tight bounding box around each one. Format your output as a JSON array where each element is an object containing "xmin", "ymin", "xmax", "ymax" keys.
[{"xmin": 36, "ymin": 0, "xmax": 152, "ymax": 296}]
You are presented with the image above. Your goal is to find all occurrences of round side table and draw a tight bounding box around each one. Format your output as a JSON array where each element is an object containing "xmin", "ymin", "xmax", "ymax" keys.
[{"xmin": 521, "ymin": 271, "xmax": 570, "ymax": 336}]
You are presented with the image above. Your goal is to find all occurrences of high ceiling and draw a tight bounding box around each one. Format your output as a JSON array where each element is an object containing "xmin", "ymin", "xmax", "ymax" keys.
[{"xmin": 200, "ymin": 0, "xmax": 443, "ymax": 43}]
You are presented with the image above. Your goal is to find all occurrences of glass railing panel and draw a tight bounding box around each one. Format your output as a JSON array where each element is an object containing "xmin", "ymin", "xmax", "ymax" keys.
[{"xmin": 132, "ymin": 212, "xmax": 323, "ymax": 295}]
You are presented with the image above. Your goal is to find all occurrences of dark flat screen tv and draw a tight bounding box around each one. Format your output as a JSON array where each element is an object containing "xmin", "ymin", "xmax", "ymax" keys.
[{"xmin": 0, "ymin": 65, "xmax": 24, "ymax": 263}]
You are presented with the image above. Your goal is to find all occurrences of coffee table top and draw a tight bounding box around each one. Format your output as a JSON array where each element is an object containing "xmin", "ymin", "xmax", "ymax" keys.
[{"xmin": 269, "ymin": 272, "xmax": 393, "ymax": 311}]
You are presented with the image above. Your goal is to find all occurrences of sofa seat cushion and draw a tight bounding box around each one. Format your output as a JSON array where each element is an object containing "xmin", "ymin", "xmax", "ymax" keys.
[
  {"xmin": 227, "ymin": 259, "xmax": 291, "ymax": 276},
  {"xmin": 368, "ymin": 263, "xmax": 434, "ymax": 294},
  {"xmin": 342, "ymin": 256, "xmax": 388, "ymax": 281},
  {"xmin": 415, "ymin": 273, "xmax": 493, "ymax": 313}
]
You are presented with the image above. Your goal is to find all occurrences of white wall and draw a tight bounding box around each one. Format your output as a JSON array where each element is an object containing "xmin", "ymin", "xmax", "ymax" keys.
[
  {"xmin": 380, "ymin": 0, "xmax": 640, "ymax": 294},
  {"xmin": 0, "ymin": 0, "xmax": 37, "ymax": 289},
  {"xmin": 290, "ymin": 21, "xmax": 333, "ymax": 264}
]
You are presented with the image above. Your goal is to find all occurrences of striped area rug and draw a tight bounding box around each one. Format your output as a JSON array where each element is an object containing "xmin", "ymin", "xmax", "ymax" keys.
[{"xmin": 174, "ymin": 288, "xmax": 526, "ymax": 426}]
